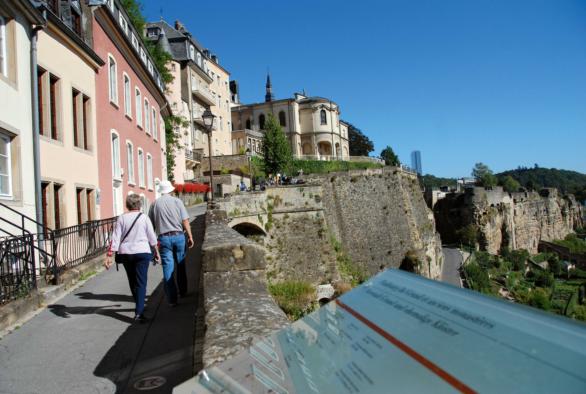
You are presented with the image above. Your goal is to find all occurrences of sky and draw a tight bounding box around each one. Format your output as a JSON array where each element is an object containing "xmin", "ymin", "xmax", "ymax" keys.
[{"xmin": 142, "ymin": 0, "xmax": 586, "ymax": 178}]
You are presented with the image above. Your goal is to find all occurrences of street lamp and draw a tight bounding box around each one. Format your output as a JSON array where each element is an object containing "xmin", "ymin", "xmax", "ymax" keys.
[
  {"xmin": 202, "ymin": 109, "xmax": 216, "ymax": 204},
  {"xmin": 246, "ymin": 148, "xmax": 253, "ymax": 190}
]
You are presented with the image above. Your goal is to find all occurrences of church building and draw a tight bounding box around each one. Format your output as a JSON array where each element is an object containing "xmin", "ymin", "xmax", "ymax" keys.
[{"xmin": 231, "ymin": 75, "xmax": 350, "ymax": 159}]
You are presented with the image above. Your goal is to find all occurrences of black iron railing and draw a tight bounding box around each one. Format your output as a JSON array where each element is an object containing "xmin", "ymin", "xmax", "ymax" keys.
[
  {"xmin": 0, "ymin": 201, "xmax": 116, "ymax": 304},
  {"xmin": 52, "ymin": 217, "xmax": 117, "ymax": 272},
  {"xmin": 0, "ymin": 234, "xmax": 37, "ymax": 305}
]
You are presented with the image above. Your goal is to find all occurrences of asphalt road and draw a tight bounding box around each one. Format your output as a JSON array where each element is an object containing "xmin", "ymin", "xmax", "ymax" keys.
[
  {"xmin": 0, "ymin": 204, "xmax": 206, "ymax": 394},
  {"xmin": 441, "ymin": 247, "xmax": 463, "ymax": 287}
]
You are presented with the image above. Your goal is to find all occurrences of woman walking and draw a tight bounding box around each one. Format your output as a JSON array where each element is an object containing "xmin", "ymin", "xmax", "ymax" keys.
[{"xmin": 105, "ymin": 194, "xmax": 160, "ymax": 323}]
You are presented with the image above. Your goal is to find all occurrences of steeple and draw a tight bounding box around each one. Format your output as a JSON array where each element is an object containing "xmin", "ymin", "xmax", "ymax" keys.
[{"xmin": 265, "ymin": 72, "xmax": 274, "ymax": 102}]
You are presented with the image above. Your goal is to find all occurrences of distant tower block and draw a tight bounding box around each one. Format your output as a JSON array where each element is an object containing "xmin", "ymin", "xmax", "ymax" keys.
[{"xmin": 411, "ymin": 150, "xmax": 422, "ymax": 175}]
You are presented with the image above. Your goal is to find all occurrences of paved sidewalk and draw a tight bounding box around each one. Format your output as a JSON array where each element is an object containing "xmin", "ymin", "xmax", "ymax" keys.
[{"xmin": 0, "ymin": 206, "xmax": 205, "ymax": 394}]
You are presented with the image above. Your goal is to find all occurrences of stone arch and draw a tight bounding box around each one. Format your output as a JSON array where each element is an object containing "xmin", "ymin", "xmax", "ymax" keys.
[{"xmin": 231, "ymin": 222, "xmax": 266, "ymax": 237}]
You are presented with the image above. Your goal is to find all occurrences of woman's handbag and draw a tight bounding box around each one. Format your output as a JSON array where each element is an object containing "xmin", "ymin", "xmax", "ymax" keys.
[{"xmin": 114, "ymin": 213, "xmax": 142, "ymax": 271}]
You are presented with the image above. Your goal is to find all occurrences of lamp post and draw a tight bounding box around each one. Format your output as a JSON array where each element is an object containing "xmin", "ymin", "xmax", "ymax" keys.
[
  {"xmin": 202, "ymin": 109, "xmax": 216, "ymax": 204},
  {"xmin": 246, "ymin": 148, "xmax": 253, "ymax": 190}
]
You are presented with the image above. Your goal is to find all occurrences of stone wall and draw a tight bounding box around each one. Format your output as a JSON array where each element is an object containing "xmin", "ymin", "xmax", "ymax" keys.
[
  {"xmin": 434, "ymin": 187, "xmax": 584, "ymax": 254},
  {"xmin": 200, "ymin": 154, "xmax": 249, "ymax": 174},
  {"xmin": 219, "ymin": 167, "xmax": 443, "ymax": 284},
  {"xmin": 318, "ymin": 168, "xmax": 443, "ymax": 280},
  {"xmin": 201, "ymin": 210, "xmax": 288, "ymax": 367}
]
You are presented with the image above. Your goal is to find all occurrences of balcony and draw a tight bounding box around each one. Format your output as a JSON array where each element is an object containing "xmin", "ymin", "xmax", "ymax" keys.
[
  {"xmin": 192, "ymin": 82, "xmax": 215, "ymax": 106},
  {"xmin": 185, "ymin": 149, "xmax": 203, "ymax": 163}
]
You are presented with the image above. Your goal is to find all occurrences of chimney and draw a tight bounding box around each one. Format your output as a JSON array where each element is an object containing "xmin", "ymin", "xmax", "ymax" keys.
[{"xmin": 175, "ymin": 20, "xmax": 185, "ymax": 32}]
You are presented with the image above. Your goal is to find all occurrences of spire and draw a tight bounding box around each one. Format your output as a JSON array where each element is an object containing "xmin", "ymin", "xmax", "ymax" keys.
[{"xmin": 265, "ymin": 72, "xmax": 274, "ymax": 102}]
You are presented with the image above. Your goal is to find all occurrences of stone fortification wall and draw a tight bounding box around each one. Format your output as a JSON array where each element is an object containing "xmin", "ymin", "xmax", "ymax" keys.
[
  {"xmin": 200, "ymin": 154, "xmax": 249, "ymax": 174},
  {"xmin": 318, "ymin": 168, "xmax": 443, "ymax": 279},
  {"xmin": 201, "ymin": 210, "xmax": 288, "ymax": 367},
  {"xmin": 434, "ymin": 187, "xmax": 583, "ymax": 254}
]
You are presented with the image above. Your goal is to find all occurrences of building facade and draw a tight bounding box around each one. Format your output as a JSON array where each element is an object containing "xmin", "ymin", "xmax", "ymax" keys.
[
  {"xmin": 231, "ymin": 82, "xmax": 350, "ymax": 160},
  {"xmin": 0, "ymin": 0, "xmax": 45, "ymax": 234},
  {"xmin": 411, "ymin": 150, "xmax": 422, "ymax": 175},
  {"xmin": 37, "ymin": 0, "xmax": 104, "ymax": 229},
  {"xmin": 93, "ymin": 0, "xmax": 169, "ymax": 217},
  {"xmin": 145, "ymin": 20, "xmax": 232, "ymax": 183}
]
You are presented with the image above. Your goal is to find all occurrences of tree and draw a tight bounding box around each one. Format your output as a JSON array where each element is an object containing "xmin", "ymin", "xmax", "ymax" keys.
[
  {"xmin": 163, "ymin": 115, "xmax": 189, "ymax": 181},
  {"xmin": 499, "ymin": 175, "xmax": 521, "ymax": 193},
  {"xmin": 345, "ymin": 121, "xmax": 374, "ymax": 156},
  {"xmin": 380, "ymin": 146, "xmax": 400, "ymax": 166},
  {"xmin": 262, "ymin": 114, "xmax": 292, "ymax": 175},
  {"xmin": 472, "ymin": 162, "xmax": 497, "ymax": 188}
]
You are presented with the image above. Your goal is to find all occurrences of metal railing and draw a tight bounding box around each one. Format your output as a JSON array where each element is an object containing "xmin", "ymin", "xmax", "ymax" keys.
[
  {"xmin": 0, "ymin": 234, "xmax": 36, "ymax": 305},
  {"xmin": 186, "ymin": 149, "xmax": 203, "ymax": 163},
  {"xmin": 296, "ymin": 155, "xmax": 385, "ymax": 164},
  {"xmin": 52, "ymin": 217, "xmax": 117, "ymax": 272},
  {"xmin": 0, "ymin": 203, "xmax": 116, "ymax": 304}
]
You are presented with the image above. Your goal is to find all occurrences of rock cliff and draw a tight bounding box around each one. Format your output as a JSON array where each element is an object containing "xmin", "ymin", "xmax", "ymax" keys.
[{"xmin": 434, "ymin": 187, "xmax": 583, "ymax": 254}]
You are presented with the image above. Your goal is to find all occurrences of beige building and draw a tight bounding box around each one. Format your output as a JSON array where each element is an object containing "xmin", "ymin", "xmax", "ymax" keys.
[
  {"xmin": 0, "ymin": 0, "xmax": 45, "ymax": 235},
  {"xmin": 231, "ymin": 78, "xmax": 350, "ymax": 160},
  {"xmin": 146, "ymin": 20, "xmax": 233, "ymax": 183},
  {"xmin": 37, "ymin": 1, "xmax": 103, "ymax": 229}
]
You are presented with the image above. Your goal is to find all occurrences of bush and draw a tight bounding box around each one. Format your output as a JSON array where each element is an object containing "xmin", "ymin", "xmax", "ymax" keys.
[
  {"xmin": 292, "ymin": 159, "xmax": 382, "ymax": 176},
  {"xmin": 529, "ymin": 288, "xmax": 551, "ymax": 311},
  {"xmin": 464, "ymin": 263, "xmax": 491, "ymax": 293},
  {"xmin": 533, "ymin": 270, "xmax": 555, "ymax": 288},
  {"xmin": 507, "ymin": 249, "xmax": 529, "ymax": 271},
  {"xmin": 553, "ymin": 234, "xmax": 586, "ymax": 254},
  {"xmin": 457, "ymin": 224, "xmax": 479, "ymax": 248}
]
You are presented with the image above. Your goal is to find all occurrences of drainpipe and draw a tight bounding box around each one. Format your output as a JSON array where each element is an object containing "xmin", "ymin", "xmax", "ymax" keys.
[{"xmin": 31, "ymin": 14, "xmax": 46, "ymax": 232}]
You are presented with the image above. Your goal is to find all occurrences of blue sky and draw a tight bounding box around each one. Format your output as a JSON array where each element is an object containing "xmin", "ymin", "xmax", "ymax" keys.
[{"xmin": 143, "ymin": 0, "xmax": 586, "ymax": 178}]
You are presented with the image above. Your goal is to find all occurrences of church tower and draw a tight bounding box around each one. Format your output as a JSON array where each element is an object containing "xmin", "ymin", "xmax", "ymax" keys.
[{"xmin": 265, "ymin": 73, "xmax": 274, "ymax": 102}]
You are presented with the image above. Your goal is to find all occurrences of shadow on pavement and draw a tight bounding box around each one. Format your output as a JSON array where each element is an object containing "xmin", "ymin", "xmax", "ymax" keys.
[
  {"xmin": 93, "ymin": 215, "xmax": 204, "ymax": 394},
  {"xmin": 76, "ymin": 292, "xmax": 135, "ymax": 303},
  {"xmin": 47, "ymin": 304, "xmax": 135, "ymax": 324}
]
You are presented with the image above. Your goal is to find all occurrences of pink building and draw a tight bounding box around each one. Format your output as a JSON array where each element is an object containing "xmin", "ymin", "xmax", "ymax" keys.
[{"xmin": 93, "ymin": 1, "xmax": 169, "ymax": 217}]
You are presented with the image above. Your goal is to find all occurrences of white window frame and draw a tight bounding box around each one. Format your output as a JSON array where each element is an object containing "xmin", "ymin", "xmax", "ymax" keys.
[
  {"xmin": 131, "ymin": 34, "xmax": 139, "ymax": 51},
  {"xmin": 123, "ymin": 73, "xmax": 131, "ymax": 117},
  {"xmin": 189, "ymin": 45, "xmax": 195, "ymax": 61},
  {"xmin": 140, "ymin": 48, "xmax": 146, "ymax": 64},
  {"xmin": 146, "ymin": 153, "xmax": 153, "ymax": 190},
  {"xmin": 144, "ymin": 98, "xmax": 150, "ymax": 134},
  {"xmin": 135, "ymin": 87, "xmax": 142, "ymax": 127},
  {"xmin": 126, "ymin": 141, "xmax": 135, "ymax": 185},
  {"xmin": 0, "ymin": 16, "xmax": 6, "ymax": 78},
  {"xmin": 0, "ymin": 133, "xmax": 12, "ymax": 198},
  {"xmin": 108, "ymin": 55, "xmax": 118, "ymax": 105},
  {"xmin": 137, "ymin": 148, "xmax": 145, "ymax": 188},
  {"xmin": 118, "ymin": 13, "xmax": 128, "ymax": 34},
  {"xmin": 151, "ymin": 107, "xmax": 158, "ymax": 140},
  {"xmin": 111, "ymin": 131, "xmax": 121, "ymax": 180}
]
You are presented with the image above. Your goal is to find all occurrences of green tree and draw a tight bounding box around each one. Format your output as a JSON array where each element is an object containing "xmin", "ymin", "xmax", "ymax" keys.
[
  {"xmin": 380, "ymin": 146, "xmax": 400, "ymax": 166},
  {"xmin": 345, "ymin": 121, "xmax": 374, "ymax": 156},
  {"xmin": 262, "ymin": 114, "xmax": 292, "ymax": 175},
  {"xmin": 499, "ymin": 175, "xmax": 521, "ymax": 193},
  {"xmin": 457, "ymin": 224, "xmax": 479, "ymax": 248},
  {"xmin": 164, "ymin": 115, "xmax": 188, "ymax": 181},
  {"xmin": 529, "ymin": 288, "xmax": 551, "ymax": 311},
  {"xmin": 472, "ymin": 162, "xmax": 497, "ymax": 188}
]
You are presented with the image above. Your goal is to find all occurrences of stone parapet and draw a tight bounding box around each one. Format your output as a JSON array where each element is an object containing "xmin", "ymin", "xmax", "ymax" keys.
[{"xmin": 201, "ymin": 209, "xmax": 288, "ymax": 368}]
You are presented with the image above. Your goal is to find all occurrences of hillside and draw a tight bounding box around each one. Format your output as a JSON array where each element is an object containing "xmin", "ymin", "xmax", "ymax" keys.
[{"xmin": 497, "ymin": 168, "xmax": 586, "ymax": 202}]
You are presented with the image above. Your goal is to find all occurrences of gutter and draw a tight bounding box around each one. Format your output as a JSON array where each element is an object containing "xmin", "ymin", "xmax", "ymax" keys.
[{"xmin": 31, "ymin": 10, "xmax": 47, "ymax": 230}]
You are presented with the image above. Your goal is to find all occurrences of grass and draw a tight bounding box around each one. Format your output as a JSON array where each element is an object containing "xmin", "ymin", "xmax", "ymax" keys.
[
  {"xmin": 330, "ymin": 234, "xmax": 368, "ymax": 287},
  {"xmin": 268, "ymin": 281, "xmax": 316, "ymax": 321},
  {"xmin": 79, "ymin": 270, "xmax": 97, "ymax": 282}
]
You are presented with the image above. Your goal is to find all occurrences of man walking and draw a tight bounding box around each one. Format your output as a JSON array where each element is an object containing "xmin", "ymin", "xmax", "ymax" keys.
[{"xmin": 149, "ymin": 180, "xmax": 194, "ymax": 305}]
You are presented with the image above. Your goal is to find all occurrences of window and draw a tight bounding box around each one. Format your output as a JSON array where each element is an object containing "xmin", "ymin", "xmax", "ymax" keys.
[
  {"xmin": 0, "ymin": 16, "xmax": 6, "ymax": 77},
  {"xmin": 259, "ymin": 114, "xmax": 265, "ymax": 129},
  {"xmin": 41, "ymin": 182, "xmax": 64, "ymax": 230},
  {"xmin": 131, "ymin": 34, "xmax": 139, "ymax": 51},
  {"xmin": 146, "ymin": 153, "xmax": 153, "ymax": 190},
  {"xmin": 123, "ymin": 74, "xmax": 131, "ymax": 116},
  {"xmin": 279, "ymin": 111, "xmax": 286, "ymax": 127},
  {"xmin": 0, "ymin": 133, "xmax": 12, "ymax": 197},
  {"xmin": 246, "ymin": 119, "xmax": 251, "ymax": 129},
  {"xmin": 151, "ymin": 108, "xmax": 158, "ymax": 140},
  {"xmin": 219, "ymin": 116, "xmax": 223, "ymax": 131},
  {"xmin": 197, "ymin": 52, "xmax": 202, "ymax": 66},
  {"xmin": 189, "ymin": 45, "xmax": 195, "ymax": 61},
  {"xmin": 108, "ymin": 56, "xmax": 118, "ymax": 104},
  {"xmin": 72, "ymin": 89, "xmax": 90, "ymax": 150},
  {"xmin": 140, "ymin": 48, "xmax": 146, "ymax": 64},
  {"xmin": 138, "ymin": 149, "xmax": 145, "ymax": 188},
  {"xmin": 111, "ymin": 132, "xmax": 121, "ymax": 179},
  {"xmin": 144, "ymin": 99, "xmax": 150, "ymax": 134},
  {"xmin": 118, "ymin": 13, "xmax": 128, "ymax": 34},
  {"xmin": 135, "ymin": 88, "xmax": 142, "ymax": 127},
  {"xmin": 49, "ymin": 75, "xmax": 58, "ymax": 139},
  {"xmin": 320, "ymin": 109, "xmax": 327, "ymax": 125},
  {"xmin": 126, "ymin": 142, "xmax": 134, "ymax": 184}
]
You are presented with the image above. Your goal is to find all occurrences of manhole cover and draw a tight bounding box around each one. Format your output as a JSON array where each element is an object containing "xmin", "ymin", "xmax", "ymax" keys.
[{"xmin": 133, "ymin": 376, "xmax": 167, "ymax": 390}]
